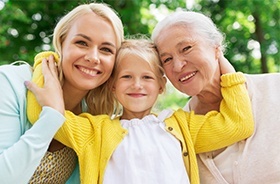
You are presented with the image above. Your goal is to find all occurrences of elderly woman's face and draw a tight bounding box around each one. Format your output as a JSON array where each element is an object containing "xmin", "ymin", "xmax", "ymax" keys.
[{"xmin": 155, "ymin": 25, "xmax": 219, "ymax": 96}]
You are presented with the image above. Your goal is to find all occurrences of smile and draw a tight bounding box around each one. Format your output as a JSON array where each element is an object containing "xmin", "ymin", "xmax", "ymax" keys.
[
  {"xmin": 127, "ymin": 93, "xmax": 146, "ymax": 97},
  {"xmin": 179, "ymin": 71, "xmax": 197, "ymax": 82},
  {"xmin": 78, "ymin": 66, "xmax": 101, "ymax": 76}
]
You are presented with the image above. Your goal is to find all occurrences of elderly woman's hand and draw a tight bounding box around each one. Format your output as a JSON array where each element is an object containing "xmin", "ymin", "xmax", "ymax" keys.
[{"xmin": 218, "ymin": 49, "xmax": 236, "ymax": 74}]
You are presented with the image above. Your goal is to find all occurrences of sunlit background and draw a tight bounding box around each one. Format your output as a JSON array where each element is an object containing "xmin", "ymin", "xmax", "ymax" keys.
[{"xmin": 0, "ymin": 0, "xmax": 279, "ymax": 111}]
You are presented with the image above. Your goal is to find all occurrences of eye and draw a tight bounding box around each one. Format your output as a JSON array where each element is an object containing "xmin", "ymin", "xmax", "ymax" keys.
[
  {"xmin": 143, "ymin": 75, "xmax": 152, "ymax": 79},
  {"xmin": 162, "ymin": 57, "xmax": 172, "ymax": 64},
  {"xmin": 183, "ymin": 46, "xmax": 192, "ymax": 52},
  {"xmin": 75, "ymin": 40, "xmax": 87, "ymax": 46},
  {"xmin": 101, "ymin": 47, "xmax": 114, "ymax": 54},
  {"xmin": 121, "ymin": 75, "xmax": 131, "ymax": 79}
]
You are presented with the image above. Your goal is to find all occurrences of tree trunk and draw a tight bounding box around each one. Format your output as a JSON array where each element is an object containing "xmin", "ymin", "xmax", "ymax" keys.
[{"xmin": 253, "ymin": 12, "xmax": 268, "ymax": 73}]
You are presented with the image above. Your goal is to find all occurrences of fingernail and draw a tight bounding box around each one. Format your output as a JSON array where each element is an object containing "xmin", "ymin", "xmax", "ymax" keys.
[{"xmin": 24, "ymin": 81, "xmax": 29, "ymax": 87}]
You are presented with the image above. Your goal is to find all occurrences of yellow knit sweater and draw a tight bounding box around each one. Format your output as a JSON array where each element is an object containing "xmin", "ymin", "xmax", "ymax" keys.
[{"xmin": 27, "ymin": 51, "xmax": 254, "ymax": 184}]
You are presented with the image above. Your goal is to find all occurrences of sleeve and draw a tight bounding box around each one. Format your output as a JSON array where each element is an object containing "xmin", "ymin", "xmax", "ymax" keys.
[
  {"xmin": 0, "ymin": 67, "xmax": 65, "ymax": 183},
  {"xmin": 178, "ymin": 72, "xmax": 254, "ymax": 153},
  {"xmin": 52, "ymin": 112, "xmax": 107, "ymax": 156},
  {"xmin": 27, "ymin": 51, "xmax": 60, "ymax": 124},
  {"xmin": 26, "ymin": 53, "xmax": 106, "ymax": 156}
]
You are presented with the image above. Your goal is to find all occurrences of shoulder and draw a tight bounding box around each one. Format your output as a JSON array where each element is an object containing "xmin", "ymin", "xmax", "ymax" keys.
[
  {"xmin": 245, "ymin": 73, "xmax": 280, "ymax": 90},
  {"xmin": 0, "ymin": 64, "xmax": 32, "ymax": 100},
  {"xmin": 0, "ymin": 64, "xmax": 32, "ymax": 82},
  {"xmin": 245, "ymin": 73, "xmax": 280, "ymax": 100},
  {"xmin": 245, "ymin": 73, "xmax": 280, "ymax": 84}
]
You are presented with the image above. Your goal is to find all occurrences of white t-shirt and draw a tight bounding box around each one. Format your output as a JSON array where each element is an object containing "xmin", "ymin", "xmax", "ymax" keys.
[{"xmin": 103, "ymin": 112, "xmax": 190, "ymax": 184}]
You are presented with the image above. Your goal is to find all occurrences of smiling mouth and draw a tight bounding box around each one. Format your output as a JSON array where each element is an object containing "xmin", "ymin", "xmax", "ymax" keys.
[
  {"xmin": 128, "ymin": 93, "xmax": 146, "ymax": 97},
  {"xmin": 78, "ymin": 66, "xmax": 101, "ymax": 76},
  {"xmin": 179, "ymin": 71, "xmax": 197, "ymax": 82}
]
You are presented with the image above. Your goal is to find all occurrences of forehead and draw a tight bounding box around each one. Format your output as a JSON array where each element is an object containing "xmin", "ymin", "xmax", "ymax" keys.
[
  {"xmin": 118, "ymin": 54, "xmax": 153, "ymax": 71},
  {"xmin": 66, "ymin": 13, "xmax": 116, "ymax": 43},
  {"xmin": 157, "ymin": 24, "xmax": 197, "ymax": 43},
  {"xmin": 156, "ymin": 25, "xmax": 198, "ymax": 53}
]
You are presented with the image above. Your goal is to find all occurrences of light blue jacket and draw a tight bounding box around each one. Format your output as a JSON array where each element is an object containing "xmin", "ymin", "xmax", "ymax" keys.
[{"xmin": 0, "ymin": 64, "xmax": 80, "ymax": 184}]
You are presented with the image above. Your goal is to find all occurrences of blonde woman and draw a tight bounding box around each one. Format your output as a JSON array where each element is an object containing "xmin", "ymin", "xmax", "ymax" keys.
[{"xmin": 0, "ymin": 2, "xmax": 123, "ymax": 183}]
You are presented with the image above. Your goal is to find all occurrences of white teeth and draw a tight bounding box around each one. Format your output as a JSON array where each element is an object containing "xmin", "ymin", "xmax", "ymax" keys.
[
  {"xmin": 80, "ymin": 67, "xmax": 98, "ymax": 76},
  {"xmin": 180, "ymin": 72, "xmax": 196, "ymax": 82}
]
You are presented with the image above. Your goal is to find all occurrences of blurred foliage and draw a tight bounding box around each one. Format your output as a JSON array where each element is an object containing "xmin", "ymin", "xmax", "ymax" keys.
[{"xmin": 0, "ymin": 0, "xmax": 279, "ymax": 110}]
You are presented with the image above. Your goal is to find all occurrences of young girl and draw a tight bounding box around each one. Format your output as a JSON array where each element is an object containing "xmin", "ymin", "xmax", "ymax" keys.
[{"xmin": 25, "ymin": 38, "xmax": 254, "ymax": 184}]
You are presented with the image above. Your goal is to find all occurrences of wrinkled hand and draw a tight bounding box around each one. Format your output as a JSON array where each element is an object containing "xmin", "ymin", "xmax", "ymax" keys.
[
  {"xmin": 218, "ymin": 49, "xmax": 236, "ymax": 74},
  {"xmin": 25, "ymin": 55, "xmax": 65, "ymax": 115}
]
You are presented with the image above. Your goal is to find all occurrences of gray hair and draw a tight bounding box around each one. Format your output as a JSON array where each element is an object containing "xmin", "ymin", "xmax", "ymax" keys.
[{"xmin": 152, "ymin": 11, "xmax": 226, "ymax": 51}]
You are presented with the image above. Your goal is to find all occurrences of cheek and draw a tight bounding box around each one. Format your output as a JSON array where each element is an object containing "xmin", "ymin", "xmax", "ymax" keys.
[
  {"xmin": 163, "ymin": 65, "xmax": 172, "ymax": 76},
  {"xmin": 105, "ymin": 57, "xmax": 115, "ymax": 71}
]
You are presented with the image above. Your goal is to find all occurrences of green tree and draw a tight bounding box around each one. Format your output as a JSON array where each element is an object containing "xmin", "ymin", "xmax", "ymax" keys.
[
  {"xmin": 0, "ymin": 0, "xmax": 279, "ymax": 110},
  {"xmin": 194, "ymin": 0, "xmax": 280, "ymax": 73}
]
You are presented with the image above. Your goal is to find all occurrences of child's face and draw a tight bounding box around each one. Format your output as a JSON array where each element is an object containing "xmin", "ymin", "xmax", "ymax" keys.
[{"xmin": 113, "ymin": 54, "xmax": 163, "ymax": 119}]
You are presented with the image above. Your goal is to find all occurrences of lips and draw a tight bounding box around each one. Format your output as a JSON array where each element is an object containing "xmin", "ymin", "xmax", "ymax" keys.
[
  {"xmin": 179, "ymin": 71, "xmax": 197, "ymax": 82},
  {"xmin": 77, "ymin": 66, "xmax": 101, "ymax": 77},
  {"xmin": 127, "ymin": 93, "xmax": 146, "ymax": 97}
]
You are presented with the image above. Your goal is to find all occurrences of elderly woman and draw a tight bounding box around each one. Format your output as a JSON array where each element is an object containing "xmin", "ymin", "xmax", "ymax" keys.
[{"xmin": 152, "ymin": 11, "xmax": 280, "ymax": 184}]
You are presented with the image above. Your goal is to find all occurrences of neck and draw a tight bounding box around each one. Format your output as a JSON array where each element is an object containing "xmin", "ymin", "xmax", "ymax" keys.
[
  {"xmin": 62, "ymin": 87, "xmax": 88, "ymax": 114},
  {"xmin": 189, "ymin": 87, "xmax": 222, "ymax": 115},
  {"xmin": 121, "ymin": 109, "xmax": 152, "ymax": 120}
]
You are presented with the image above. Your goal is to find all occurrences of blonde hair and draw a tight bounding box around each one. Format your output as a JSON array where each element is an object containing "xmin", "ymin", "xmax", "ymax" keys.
[
  {"xmin": 152, "ymin": 11, "xmax": 225, "ymax": 51},
  {"xmin": 52, "ymin": 2, "xmax": 124, "ymax": 116},
  {"xmin": 110, "ymin": 36, "xmax": 166, "ymax": 116}
]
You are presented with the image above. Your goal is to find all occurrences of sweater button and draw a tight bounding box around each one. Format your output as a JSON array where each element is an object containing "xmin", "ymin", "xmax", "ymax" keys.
[
  {"xmin": 183, "ymin": 152, "xmax": 188, "ymax": 157},
  {"xmin": 168, "ymin": 127, "xmax": 173, "ymax": 131}
]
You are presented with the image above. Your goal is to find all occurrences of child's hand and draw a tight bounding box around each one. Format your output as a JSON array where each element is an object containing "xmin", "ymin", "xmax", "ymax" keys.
[
  {"xmin": 218, "ymin": 50, "xmax": 236, "ymax": 74},
  {"xmin": 25, "ymin": 55, "xmax": 65, "ymax": 115}
]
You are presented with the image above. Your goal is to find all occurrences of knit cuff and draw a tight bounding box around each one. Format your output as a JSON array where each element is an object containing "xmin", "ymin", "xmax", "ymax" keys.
[
  {"xmin": 34, "ymin": 51, "xmax": 60, "ymax": 68},
  {"xmin": 27, "ymin": 51, "xmax": 60, "ymax": 124},
  {"xmin": 220, "ymin": 72, "xmax": 246, "ymax": 87}
]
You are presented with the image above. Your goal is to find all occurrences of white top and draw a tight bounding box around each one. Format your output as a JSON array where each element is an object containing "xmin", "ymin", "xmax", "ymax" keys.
[
  {"xmin": 103, "ymin": 112, "xmax": 190, "ymax": 184},
  {"xmin": 184, "ymin": 73, "xmax": 280, "ymax": 184}
]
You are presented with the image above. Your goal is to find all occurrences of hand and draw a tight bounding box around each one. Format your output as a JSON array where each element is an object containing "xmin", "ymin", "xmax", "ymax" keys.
[
  {"xmin": 218, "ymin": 49, "xmax": 236, "ymax": 74},
  {"xmin": 25, "ymin": 55, "xmax": 65, "ymax": 115}
]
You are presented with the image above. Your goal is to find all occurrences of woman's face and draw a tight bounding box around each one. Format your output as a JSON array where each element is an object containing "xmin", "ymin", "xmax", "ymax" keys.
[
  {"xmin": 61, "ymin": 12, "xmax": 117, "ymax": 95},
  {"xmin": 155, "ymin": 25, "xmax": 220, "ymax": 96}
]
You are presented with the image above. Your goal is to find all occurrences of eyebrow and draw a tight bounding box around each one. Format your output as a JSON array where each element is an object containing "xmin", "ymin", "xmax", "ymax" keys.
[
  {"xmin": 75, "ymin": 34, "xmax": 116, "ymax": 48},
  {"xmin": 159, "ymin": 39, "xmax": 193, "ymax": 58}
]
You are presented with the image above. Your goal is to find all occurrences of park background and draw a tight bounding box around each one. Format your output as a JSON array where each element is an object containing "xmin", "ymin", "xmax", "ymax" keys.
[{"xmin": 0, "ymin": 0, "xmax": 279, "ymax": 111}]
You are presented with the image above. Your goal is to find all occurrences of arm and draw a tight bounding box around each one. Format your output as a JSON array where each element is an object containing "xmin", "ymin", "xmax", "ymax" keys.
[
  {"xmin": 181, "ymin": 72, "xmax": 254, "ymax": 153},
  {"xmin": 25, "ymin": 52, "xmax": 108, "ymax": 155},
  {"xmin": 0, "ymin": 65, "xmax": 64, "ymax": 183}
]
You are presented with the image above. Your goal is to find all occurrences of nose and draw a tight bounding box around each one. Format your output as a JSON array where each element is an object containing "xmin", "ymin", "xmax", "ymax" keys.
[
  {"xmin": 85, "ymin": 48, "xmax": 100, "ymax": 64},
  {"xmin": 132, "ymin": 78, "xmax": 143, "ymax": 89},
  {"xmin": 173, "ymin": 57, "xmax": 187, "ymax": 72}
]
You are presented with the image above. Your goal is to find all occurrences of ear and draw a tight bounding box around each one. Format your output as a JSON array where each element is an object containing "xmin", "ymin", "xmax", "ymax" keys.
[
  {"xmin": 159, "ymin": 76, "xmax": 167, "ymax": 94},
  {"xmin": 112, "ymin": 85, "xmax": 116, "ymax": 93}
]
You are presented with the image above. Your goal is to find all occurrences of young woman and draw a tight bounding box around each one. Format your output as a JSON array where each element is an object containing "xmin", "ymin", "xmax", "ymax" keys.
[
  {"xmin": 26, "ymin": 38, "xmax": 254, "ymax": 184},
  {"xmin": 0, "ymin": 2, "xmax": 124, "ymax": 183},
  {"xmin": 152, "ymin": 11, "xmax": 280, "ymax": 183}
]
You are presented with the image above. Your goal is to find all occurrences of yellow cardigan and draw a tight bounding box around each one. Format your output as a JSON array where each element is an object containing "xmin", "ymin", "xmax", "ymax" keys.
[{"xmin": 27, "ymin": 51, "xmax": 254, "ymax": 184}]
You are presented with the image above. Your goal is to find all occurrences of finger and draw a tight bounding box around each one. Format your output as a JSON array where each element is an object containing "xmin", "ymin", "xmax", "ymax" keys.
[
  {"xmin": 218, "ymin": 52, "xmax": 235, "ymax": 74},
  {"xmin": 48, "ymin": 55, "xmax": 59, "ymax": 77},
  {"xmin": 41, "ymin": 58, "xmax": 53, "ymax": 86},
  {"xmin": 24, "ymin": 80, "xmax": 40, "ymax": 95}
]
